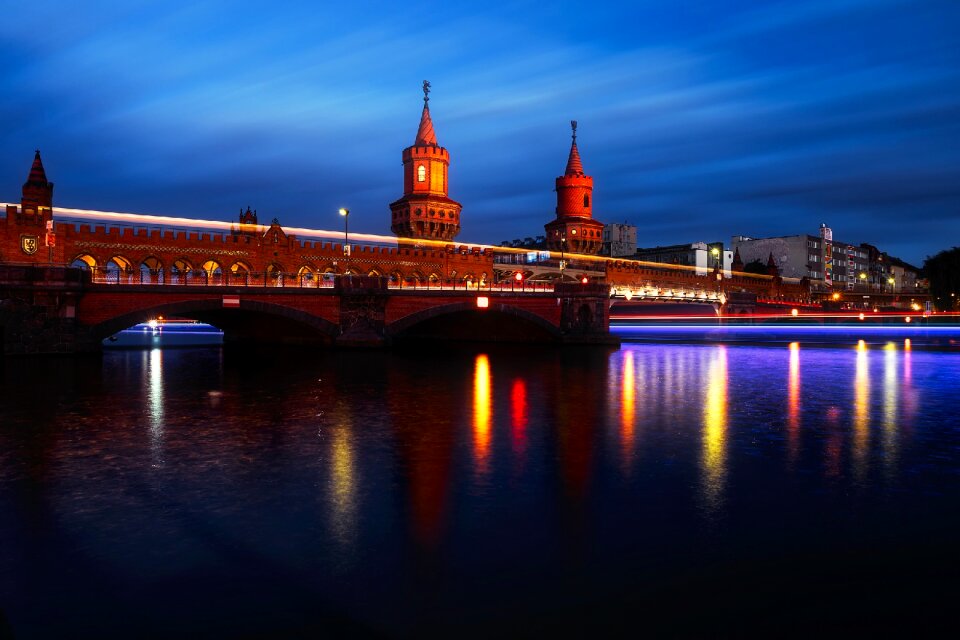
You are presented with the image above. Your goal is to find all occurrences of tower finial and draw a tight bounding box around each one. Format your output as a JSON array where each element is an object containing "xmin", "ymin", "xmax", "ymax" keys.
[
  {"xmin": 423, "ymin": 80, "xmax": 431, "ymax": 104},
  {"xmin": 571, "ymin": 120, "xmax": 577, "ymax": 141}
]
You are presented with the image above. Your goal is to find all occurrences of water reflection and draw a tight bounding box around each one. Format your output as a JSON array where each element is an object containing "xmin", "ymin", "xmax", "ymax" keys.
[
  {"xmin": 473, "ymin": 354, "xmax": 492, "ymax": 477},
  {"xmin": 787, "ymin": 342, "xmax": 800, "ymax": 466},
  {"xmin": 620, "ymin": 349, "xmax": 636, "ymax": 472},
  {"xmin": 329, "ymin": 420, "xmax": 357, "ymax": 548},
  {"xmin": 853, "ymin": 340, "xmax": 871, "ymax": 482},
  {"xmin": 510, "ymin": 378, "xmax": 528, "ymax": 463},
  {"xmin": 701, "ymin": 347, "xmax": 728, "ymax": 512},
  {"xmin": 3, "ymin": 343, "xmax": 959, "ymax": 638},
  {"xmin": 882, "ymin": 343, "xmax": 899, "ymax": 477},
  {"xmin": 145, "ymin": 348, "xmax": 164, "ymax": 465}
]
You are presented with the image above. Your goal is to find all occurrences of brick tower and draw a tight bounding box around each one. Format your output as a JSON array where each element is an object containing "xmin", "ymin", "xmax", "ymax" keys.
[
  {"xmin": 22, "ymin": 150, "xmax": 54, "ymax": 215},
  {"xmin": 390, "ymin": 81, "xmax": 462, "ymax": 243},
  {"xmin": 545, "ymin": 121, "xmax": 604, "ymax": 255}
]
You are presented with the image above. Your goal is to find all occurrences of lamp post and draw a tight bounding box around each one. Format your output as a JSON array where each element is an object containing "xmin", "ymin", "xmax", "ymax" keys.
[
  {"xmin": 338, "ymin": 208, "xmax": 350, "ymax": 257},
  {"xmin": 559, "ymin": 232, "xmax": 567, "ymax": 283}
]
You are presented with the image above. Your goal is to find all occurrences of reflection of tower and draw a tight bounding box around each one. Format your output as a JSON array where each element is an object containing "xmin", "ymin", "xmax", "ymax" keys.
[
  {"xmin": 389, "ymin": 81, "xmax": 462, "ymax": 243},
  {"xmin": 545, "ymin": 121, "xmax": 604, "ymax": 255}
]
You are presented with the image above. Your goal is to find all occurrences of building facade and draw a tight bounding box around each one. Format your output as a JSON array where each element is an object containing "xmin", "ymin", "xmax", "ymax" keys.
[
  {"xmin": 635, "ymin": 241, "xmax": 731, "ymax": 277},
  {"xmin": 602, "ymin": 222, "xmax": 637, "ymax": 257}
]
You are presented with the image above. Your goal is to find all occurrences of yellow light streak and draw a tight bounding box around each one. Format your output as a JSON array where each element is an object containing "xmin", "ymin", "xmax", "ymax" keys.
[{"xmin": 0, "ymin": 202, "xmax": 794, "ymax": 283}]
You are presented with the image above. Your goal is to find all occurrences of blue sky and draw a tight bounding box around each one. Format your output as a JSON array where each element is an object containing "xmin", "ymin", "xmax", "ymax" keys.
[{"xmin": 2, "ymin": 0, "xmax": 958, "ymax": 265}]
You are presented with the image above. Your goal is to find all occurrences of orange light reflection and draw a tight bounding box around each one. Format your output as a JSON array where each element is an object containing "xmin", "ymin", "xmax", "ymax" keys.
[{"xmin": 473, "ymin": 354, "xmax": 492, "ymax": 476}]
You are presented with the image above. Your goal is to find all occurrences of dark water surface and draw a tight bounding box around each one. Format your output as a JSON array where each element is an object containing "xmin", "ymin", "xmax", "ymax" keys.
[{"xmin": 1, "ymin": 339, "xmax": 958, "ymax": 637}]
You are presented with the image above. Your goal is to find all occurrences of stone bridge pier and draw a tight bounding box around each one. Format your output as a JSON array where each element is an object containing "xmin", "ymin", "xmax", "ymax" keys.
[{"xmin": 0, "ymin": 265, "xmax": 93, "ymax": 354}]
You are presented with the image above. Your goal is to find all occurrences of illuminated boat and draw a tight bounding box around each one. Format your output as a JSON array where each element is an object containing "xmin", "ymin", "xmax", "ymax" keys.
[{"xmin": 103, "ymin": 318, "xmax": 223, "ymax": 348}]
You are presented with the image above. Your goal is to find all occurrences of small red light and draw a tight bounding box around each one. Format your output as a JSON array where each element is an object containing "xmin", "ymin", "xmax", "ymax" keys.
[
  {"xmin": 515, "ymin": 272, "xmax": 523, "ymax": 281},
  {"xmin": 581, "ymin": 277, "xmax": 588, "ymax": 284}
]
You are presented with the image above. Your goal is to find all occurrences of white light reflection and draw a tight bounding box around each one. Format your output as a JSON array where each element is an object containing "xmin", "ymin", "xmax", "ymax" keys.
[
  {"xmin": 882, "ymin": 343, "xmax": 899, "ymax": 477},
  {"xmin": 146, "ymin": 348, "xmax": 164, "ymax": 465}
]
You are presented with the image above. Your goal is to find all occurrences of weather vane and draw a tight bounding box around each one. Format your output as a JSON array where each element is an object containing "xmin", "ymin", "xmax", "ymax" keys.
[
  {"xmin": 571, "ymin": 120, "xmax": 577, "ymax": 141},
  {"xmin": 423, "ymin": 80, "xmax": 431, "ymax": 104}
]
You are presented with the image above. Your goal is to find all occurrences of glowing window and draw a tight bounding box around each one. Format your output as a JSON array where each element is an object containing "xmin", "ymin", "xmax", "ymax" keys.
[{"xmin": 417, "ymin": 165, "xmax": 426, "ymax": 182}]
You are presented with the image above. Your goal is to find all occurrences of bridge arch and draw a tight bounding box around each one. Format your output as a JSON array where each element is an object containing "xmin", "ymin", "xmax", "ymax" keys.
[
  {"xmin": 70, "ymin": 253, "xmax": 97, "ymax": 269},
  {"xmin": 91, "ymin": 298, "xmax": 340, "ymax": 345},
  {"xmin": 387, "ymin": 301, "xmax": 562, "ymax": 342}
]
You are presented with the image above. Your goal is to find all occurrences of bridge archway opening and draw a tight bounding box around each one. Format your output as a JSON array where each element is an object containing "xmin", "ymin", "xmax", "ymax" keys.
[
  {"xmin": 390, "ymin": 303, "xmax": 561, "ymax": 344},
  {"xmin": 230, "ymin": 261, "xmax": 251, "ymax": 273},
  {"xmin": 96, "ymin": 299, "xmax": 339, "ymax": 348},
  {"xmin": 70, "ymin": 254, "xmax": 96, "ymax": 270},
  {"xmin": 201, "ymin": 260, "xmax": 222, "ymax": 277}
]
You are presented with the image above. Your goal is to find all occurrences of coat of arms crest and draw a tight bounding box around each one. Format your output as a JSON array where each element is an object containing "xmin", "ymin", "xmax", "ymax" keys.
[{"xmin": 20, "ymin": 234, "xmax": 39, "ymax": 255}]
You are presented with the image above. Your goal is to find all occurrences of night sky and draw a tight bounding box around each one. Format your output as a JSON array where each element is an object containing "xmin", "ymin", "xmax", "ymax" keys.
[{"xmin": 3, "ymin": 0, "xmax": 958, "ymax": 266}]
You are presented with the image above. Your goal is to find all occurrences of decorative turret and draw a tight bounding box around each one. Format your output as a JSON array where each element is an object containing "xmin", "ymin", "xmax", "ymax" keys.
[
  {"xmin": 731, "ymin": 247, "xmax": 743, "ymax": 272},
  {"xmin": 22, "ymin": 150, "xmax": 54, "ymax": 211},
  {"xmin": 390, "ymin": 81, "xmax": 462, "ymax": 243},
  {"xmin": 766, "ymin": 252, "xmax": 779, "ymax": 277},
  {"xmin": 545, "ymin": 121, "xmax": 604, "ymax": 256}
]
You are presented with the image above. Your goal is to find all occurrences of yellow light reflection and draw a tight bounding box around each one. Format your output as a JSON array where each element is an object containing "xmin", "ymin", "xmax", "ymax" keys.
[
  {"xmin": 329, "ymin": 425, "xmax": 357, "ymax": 547},
  {"xmin": 787, "ymin": 342, "xmax": 800, "ymax": 466},
  {"xmin": 473, "ymin": 354, "xmax": 492, "ymax": 476},
  {"xmin": 701, "ymin": 347, "xmax": 728, "ymax": 511},
  {"xmin": 621, "ymin": 349, "xmax": 636, "ymax": 473},
  {"xmin": 882, "ymin": 343, "xmax": 899, "ymax": 476},
  {"xmin": 852, "ymin": 340, "xmax": 870, "ymax": 482}
]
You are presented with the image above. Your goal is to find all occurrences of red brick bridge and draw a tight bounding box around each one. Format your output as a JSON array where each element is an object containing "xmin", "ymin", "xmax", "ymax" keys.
[{"xmin": 0, "ymin": 264, "xmax": 615, "ymax": 354}]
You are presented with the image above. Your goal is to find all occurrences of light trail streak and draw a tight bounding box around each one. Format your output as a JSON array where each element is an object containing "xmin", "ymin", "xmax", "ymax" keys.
[{"xmin": 0, "ymin": 202, "xmax": 799, "ymax": 283}]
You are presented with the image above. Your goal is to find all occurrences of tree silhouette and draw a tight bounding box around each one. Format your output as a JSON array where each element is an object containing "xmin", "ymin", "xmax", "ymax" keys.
[{"xmin": 923, "ymin": 247, "xmax": 960, "ymax": 311}]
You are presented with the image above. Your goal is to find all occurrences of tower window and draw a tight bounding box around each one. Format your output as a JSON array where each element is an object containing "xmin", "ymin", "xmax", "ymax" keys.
[
  {"xmin": 583, "ymin": 194, "xmax": 590, "ymax": 208},
  {"xmin": 417, "ymin": 165, "xmax": 426, "ymax": 182}
]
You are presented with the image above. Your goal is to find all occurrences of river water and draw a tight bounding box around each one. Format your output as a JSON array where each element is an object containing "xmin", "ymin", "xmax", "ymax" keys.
[{"xmin": 1, "ymin": 337, "xmax": 958, "ymax": 637}]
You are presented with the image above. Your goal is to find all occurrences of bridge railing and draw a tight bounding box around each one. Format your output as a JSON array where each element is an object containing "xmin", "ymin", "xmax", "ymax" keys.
[
  {"xmin": 85, "ymin": 267, "xmax": 557, "ymax": 293},
  {"xmin": 89, "ymin": 267, "xmax": 337, "ymax": 288}
]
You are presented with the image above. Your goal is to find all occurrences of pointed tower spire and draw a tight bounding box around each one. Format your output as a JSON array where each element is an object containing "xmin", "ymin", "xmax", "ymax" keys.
[
  {"xmin": 22, "ymin": 149, "xmax": 54, "ymax": 209},
  {"xmin": 767, "ymin": 251, "xmax": 780, "ymax": 276},
  {"xmin": 391, "ymin": 82, "xmax": 461, "ymax": 242},
  {"xmin": 414, "ymin": 80, "xmax": 437, "ymax": 146},
  {"xmin": 546, "ymin": 121, "xmax": 603, "ymax": 255},
  {"xmin": 564, "ymin": 120, "xmax": 584, "ymax": 177},
  {"xmin": 27, "ymin": 150, "xmax": 49, "ymax": 185},
  {"xmin": 731, "ymin": 247, "xmax": 743, "ymax": 271}
]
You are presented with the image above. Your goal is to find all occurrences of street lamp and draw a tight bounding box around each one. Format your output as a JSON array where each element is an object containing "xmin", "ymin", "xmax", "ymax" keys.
[
  {"xmin": 559, "ymin": 232, "xmax": 567, "ymax": 282},
  {"xmin": 338, "ymin": 208, "xmax": 350, "ymax": 256}
]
